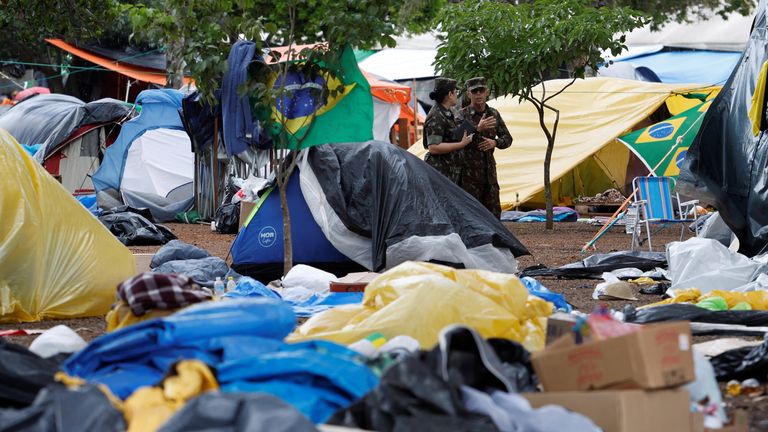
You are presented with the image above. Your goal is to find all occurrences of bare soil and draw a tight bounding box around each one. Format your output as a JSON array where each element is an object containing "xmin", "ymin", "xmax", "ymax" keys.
[{"xmin": 2, "ymin": 221, "xmax": 764, "ymax": 429}]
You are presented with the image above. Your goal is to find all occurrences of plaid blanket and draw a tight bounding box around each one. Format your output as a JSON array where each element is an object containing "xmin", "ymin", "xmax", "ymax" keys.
[{"xmin": 117, "ymin": 273, "xmax": 212, "ymax": 316}]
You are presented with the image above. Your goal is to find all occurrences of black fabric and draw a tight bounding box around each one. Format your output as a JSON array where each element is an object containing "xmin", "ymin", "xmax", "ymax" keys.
[
  {"xmin": 151, "ymin": 240, "xmax": 211, "ymax": 268},
  {"xmin": 677, "ymin": 4, "xmax": 768, "ymax": 257},
  {"xmin": 639, "ymin": 282, "xmax": 670, "ymax": 296},
  {"xmin": 158, "ymin": 392, "xmax": 318, "ymax": 432},
  {"xmin": 98, "ymin": 208, "xmax": 177, "ymax": 246},
  {"xmin": 327, "ymin": 325, "xmax": 535, "ymax": 432},
  {"xmin": 180, "ymin": 90, "xmax": 221, "ymax": 152},
  {"xmin": 710, "ymin": 337, "xmax": 768, "ymax": 382},
  {"xmin": 0, "ymin": 384, "xmax": 125, "ymax": 432},
  {"xmin": 215, "ymin": 202, "xmax": 241, "ymax": 234},
  {"xmin": 0, "ymin": 341, "xmax": 66, "ymax": 409},
  {"xmin": 520, "ymin": 250, "xmax": 667, "ymax": 279},
  {"xmin": 307, "ymin": 142, "xmax": 529, "ymax": 272},
  {"xmin": 624, "ymin": 304, "xmax": 768, "ymax": 327}
]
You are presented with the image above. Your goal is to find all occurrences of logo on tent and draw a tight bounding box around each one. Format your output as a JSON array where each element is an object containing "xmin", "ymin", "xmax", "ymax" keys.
[{"xmin": 258, "ymin": 226, "xmax": 277, "ymax": 247}]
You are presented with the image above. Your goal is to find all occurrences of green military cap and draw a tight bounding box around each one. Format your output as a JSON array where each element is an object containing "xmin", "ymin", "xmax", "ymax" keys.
[
  {"xmin": 433, "ymin": 77, "xmax": 457, "ymax": 93},
  {"xmin": 466, "ymin": 76, "xmax": 487, "ymax": 91}
]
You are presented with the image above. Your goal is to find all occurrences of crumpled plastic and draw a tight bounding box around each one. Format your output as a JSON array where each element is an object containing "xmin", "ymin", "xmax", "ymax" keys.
[
  {"xmin": 710, "ymin": 335, "xmax": 768, "ymax": 382},
  {"xmin": 123, "ymin": 360, "xmax": 218, "ymax": 432},
  {"xmin": 642, "ymin": 288, "xmax": 768, "ymax": 310},
  {"xmin": 0, "ymin": 340, "xmax": 67, "ymax": 408},
  {"xmin": 150, "ymin": 240, "xmax": 211, "ymax": 268},
  {"xmin": 0, "ymin": 129, "xmax": 135, "ymax": 322},
  {"xmin": 289, "ymin": 261, "xmax": 551, "ymax": 352}
]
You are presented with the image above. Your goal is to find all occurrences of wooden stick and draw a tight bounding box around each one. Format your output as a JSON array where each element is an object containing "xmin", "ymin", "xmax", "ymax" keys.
[{"xmin": 581, "ymin": 189, "xmax": 637, "ymax": 252}]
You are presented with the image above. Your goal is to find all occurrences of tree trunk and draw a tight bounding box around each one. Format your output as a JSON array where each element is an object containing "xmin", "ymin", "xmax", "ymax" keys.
[
  {"xmin": 279, "ymin": 175, "xmax": 293, "ymax": 276},
  {"xmin": 544, "ymin": 137, "xmax": 555, "ymax": 230},
  {"xmin": 166, "ymin": 39, "xmax": 185, "ymax": 89}
]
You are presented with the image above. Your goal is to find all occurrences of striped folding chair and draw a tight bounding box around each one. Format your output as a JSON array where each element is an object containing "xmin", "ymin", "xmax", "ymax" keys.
[{"xmin": 630, "ymin": 176, "xmax": 701, "ymax": 251}]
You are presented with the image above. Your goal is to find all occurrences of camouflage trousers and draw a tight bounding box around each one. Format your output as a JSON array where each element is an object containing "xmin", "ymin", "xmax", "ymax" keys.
[{"xmin": 461, "ymin": 176, "xmax": 501, "ymax": 219}]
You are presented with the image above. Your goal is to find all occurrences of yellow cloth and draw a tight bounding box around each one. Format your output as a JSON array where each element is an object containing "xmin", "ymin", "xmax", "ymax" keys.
[
  {"xmin": 408, "ymin": 78, "xmax": 722, "ymax": 208},
  {"xmin": 106, "ymin": 302, "xmax": 176, "ymax": 332},
  {"xmin": 643, "ymin": 288, "xmax": 768, "ymax": 310},
  {"xmin": 665, "ymin": 87, "xmax": 720, "ymax": 115},
  {"xmin": 750, "ymin": 61, "xmax": 768, "ymax": 136},
  {"xmin": 123, "ymin": 360, "xmax": 218, "ymax": 432},
  {"xmin": 289, "ymin": 261, "xmax": 551, "ymax": 352},
  {"xmin": 0, "ymin": 129, "xmax": 134, "ymax": 322}
]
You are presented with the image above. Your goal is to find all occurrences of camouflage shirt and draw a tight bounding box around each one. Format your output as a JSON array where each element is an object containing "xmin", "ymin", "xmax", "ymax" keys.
[
  {"xmin": 423, "ymin": 103, "xmax": 464, "ymax": 184},
  {"xmin": 460, "ymin": 104, "xmax": 512, "ymax": 181}
]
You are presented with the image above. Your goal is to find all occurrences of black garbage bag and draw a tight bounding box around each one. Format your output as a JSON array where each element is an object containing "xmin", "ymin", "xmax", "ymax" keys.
[
  {"xmin": 0, "ymin": 383, "xmax": 125, "ymax": 432},
  {"xmin": 215, "ymin": 202, "xmax": 240, "ymax": 234},
  {"xmin": 98, "ymin": 209, "xmax": 177, "ymax": 246},
  {"xmin": 624, "ymin": 304, "xmax": 768, "ymax": 327},
  {"xmin": 639, "ymin": 282, "xmax": 670, "ymax": 296},
  {"xmin": 0, "ymin": 340, "xmax": 66, "ymax": 409},
  {"xmin": 158, "ymin": 392, "xmax": 318, "ymax": 432},
  {"xmin": 327, "ymin": 325, "xmax": 536, "ymax": 432},
  {"xmin": 710, "ymin": 337, "xmax": 768, "ymax": 382},
  {"xmin": 150, "ymin": 240, "xmax": 211, "ymax": 268},
  {"xmin": 520, "ymin": 250, "xmax": 667, "ymax": 279}
]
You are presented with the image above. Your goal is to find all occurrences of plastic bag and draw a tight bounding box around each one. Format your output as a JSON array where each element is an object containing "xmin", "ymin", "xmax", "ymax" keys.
[
  {"xmin": 521, "ymin": 277, "xmax": 572, "ymax": 312},
  {"xmin": 282, "ymin": 264, "xmax": 337, "ymax": 294},
  {"xmin": 214, "ymin": 202, "xmax": 240, "ymax": 234},
  {"xmin": 625, "ymin": 303, "xmax": 768, "ymax": 327},
  {"xmin": 28, "ymin": 326, "xmax": 86, "ymax": 359},
  {"xmin": 667, "ymin": 238, "xmax": 764, "ymax": 294},
  {"xmin": 0, "ymin": 340, "xmax": 64, "ymax": 408},
  {"xmin": 710, "ymin": 336, "xmax": 768, "ymax": 382}
]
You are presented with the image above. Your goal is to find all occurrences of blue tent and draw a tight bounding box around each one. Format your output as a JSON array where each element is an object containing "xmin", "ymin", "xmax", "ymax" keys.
[
  {"xmin": 611, "ymin": 50, "xmax": 741, "ymax": 85},
  {"xmin": 92, "ymin": 89, "xmax": 185, "ymax": 192},
  {"xmin": 231, "ymin": 171, "xmax": 362, "ymax": 282}
]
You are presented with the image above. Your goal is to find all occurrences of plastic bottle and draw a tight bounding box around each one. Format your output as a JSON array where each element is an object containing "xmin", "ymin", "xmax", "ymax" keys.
[
  {"xmin": 226, "ymin": 276, "xmax": 237, "ymax": 293},
  {"xmin": 213, "ymin": 277, "xmax": 225, "ymax": 297}
]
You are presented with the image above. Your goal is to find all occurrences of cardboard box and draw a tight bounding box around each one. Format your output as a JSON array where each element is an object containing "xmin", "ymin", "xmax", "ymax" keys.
[
  {"xmin": 239, "ymin": 200, "xmax": 257, "ymax": 230},
  {"xmin": 524, "ymin": 389, "xmax": 691, "ymax": 432},
  {"xmin": 546, "ymin": 312, "xmax": 579, "ymax": 346},
  {"xmin": 532, "ymin": 321, "xmax": 694, "ymax": 391},
  {"xmin": 330, "ymin": 272, "xmax": 379, "ymax": 292},
  {"xmin": 133, "ymin": 254, "xmax": 153, "ymax": 275}
]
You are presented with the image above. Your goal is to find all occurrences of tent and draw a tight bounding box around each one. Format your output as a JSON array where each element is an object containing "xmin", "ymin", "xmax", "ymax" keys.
[
  {"xmin": 679, "ymin": 0, "xmax": 768, "ymax": 256},
  {"xmin": 92, "ymin": 89, "xmax": 194, "ymax": 222},
  {"xmin": 232, "ymin": 141, "xmax": 528, "ymax": 282},
  {"xmin": 0, "ymin": 94, "xmax": 133, "ymax": 194},
  {"xmin": 364, "ymin": 71, "xmax": 422, "ymax": 142},
  {"xmin": 0, "ymin": 128, "xmax": 134, "ymax": 322},
  {"xmin": 408, "ymin": 77, "xmax": 717, "ymax": 208},
  {"xmin": 601, "ymin": 50, "xmax": 742, "ymax": 85}
]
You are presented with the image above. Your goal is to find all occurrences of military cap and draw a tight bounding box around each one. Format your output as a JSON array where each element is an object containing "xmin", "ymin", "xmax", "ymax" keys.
[
  {"xmin": 433, "ymin": 77, "xmax": 457, "ymax": 93},
  {"xmin": 466, "ymin": 77, "xmax": 487, "ymax": 91}
]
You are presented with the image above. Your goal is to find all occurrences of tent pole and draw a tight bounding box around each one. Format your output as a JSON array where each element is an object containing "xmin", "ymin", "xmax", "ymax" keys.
[
  {"xmin": 412, "ymin": 79, "xmax": 417, "ymax": 146},
  {"xmin": 212, "ymin": 117, "xmax": 220, "ymax": 214}
]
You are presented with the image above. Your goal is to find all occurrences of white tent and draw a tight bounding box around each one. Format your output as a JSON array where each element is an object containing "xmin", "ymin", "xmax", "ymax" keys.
[
  {"xmin": 121, "ymin": 128, "xmax": 194, "ymax": 198},
  {"xmin": 359, "ymin": 49, "xmax": 438, "ymax": 81}
]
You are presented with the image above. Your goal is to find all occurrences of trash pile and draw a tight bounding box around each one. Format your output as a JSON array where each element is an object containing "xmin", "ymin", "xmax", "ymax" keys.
[{"xmin": 576, "ymin": 189, "xmax": 626, "ymax": 204}]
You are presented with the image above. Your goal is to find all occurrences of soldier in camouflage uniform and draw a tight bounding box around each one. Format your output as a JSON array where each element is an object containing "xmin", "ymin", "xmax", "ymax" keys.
[
  {"xmin": 423, "ymin": 77, "xmax": 473, "ymax": 184},
  {"xmin": 460, "ymin": 77, "xmax": 513, "ymax": 218}
]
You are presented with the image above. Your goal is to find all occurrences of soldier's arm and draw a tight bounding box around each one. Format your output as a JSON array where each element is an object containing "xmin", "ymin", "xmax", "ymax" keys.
[{"xmin": 494, "ymin": 110, "xmax": 513, "ymax": 149}]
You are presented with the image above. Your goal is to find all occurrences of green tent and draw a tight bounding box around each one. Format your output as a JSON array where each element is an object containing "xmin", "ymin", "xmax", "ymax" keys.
[{"xmin": 618, "ymin": 100, "xmax": 711, "ymax": 178}]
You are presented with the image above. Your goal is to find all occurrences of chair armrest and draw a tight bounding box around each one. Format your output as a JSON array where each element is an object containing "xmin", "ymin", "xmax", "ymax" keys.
[{"xmin": 680, "ymin": 200, "xmax": 699, "ymax": 207}]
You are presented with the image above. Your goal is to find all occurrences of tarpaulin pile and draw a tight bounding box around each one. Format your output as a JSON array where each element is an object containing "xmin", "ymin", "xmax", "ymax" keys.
[
  {"xmin": 0, "ymin": 129, "xmax": 135, "ymax": 322},
  {"xmin": 520, "ymin": 250, "xmax": 667, "ymax": 279},
  {"xmin": 98, "ymin": 206, "xmax": 177, "ymax": 246},
  {"xmin": 290, "ymin": 261, "xmax": 552, "ymax": 352},
  {"xmin": 62, "ymin": 298, "xmax": 378, "ymax": 423},
  {"xmin": 149, "ymin": 240, "xmax": 236, "ymax": 287}
]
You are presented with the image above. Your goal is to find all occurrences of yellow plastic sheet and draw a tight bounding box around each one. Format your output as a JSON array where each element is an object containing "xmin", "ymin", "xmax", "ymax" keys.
[
  {"xmin": 123, "ymin": 360, "xmax": 218, "ymax": 432},
  {"xmin": 105, "ymin": 302, "xmax": 175, "ymax": 332},
  {"xmin": 643, "ymin": 288, "xmax": 768, "ymax": 310},
  {"xmin": 289, "ymin": 261, "xmax": 551, "ymax": 352},
  {"xmin": 750, "ymin": 61, "xmax": 768, "ymax": 136},
  {"xmin": 0, "ymin": 129, "xmax": 134, "ymax": 322}
]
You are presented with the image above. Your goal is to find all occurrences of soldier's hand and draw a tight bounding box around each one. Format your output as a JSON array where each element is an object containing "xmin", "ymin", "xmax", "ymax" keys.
[
  {"xmin": 479, "ymin": 137, "xmax": 497, "ymax": 151},
  {"xmin": 478, "ymin": 114, "xmax": 497, "ymax": 132},
  {"xmin": 460, "ymin": 131, "xmax": 473, "ymax": 146}
]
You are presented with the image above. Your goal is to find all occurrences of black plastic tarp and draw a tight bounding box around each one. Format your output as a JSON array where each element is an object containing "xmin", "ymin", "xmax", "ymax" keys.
[
  {"xmin": 520, "ymin": 250, "xmax": 667, "ymax": 279},
  {"xmin": 0, "ymin": 94, "xmax": 132, "ymax": 160},
  {"xmin": 158, "ymin": 392, "xmax": 318, "ymax": 432},
  {"xmin": 624, "ymin": 304, "xmax": 768, "ymax": 327},
  {"xmin": 710, "ymin": 336, "xmax": 768, "ymax": 382},
  {"xmin": 0, "ymin": 341, "xmax": 65, "ymax": 409},
  {"xmin": 304, "ymin": 142, "xmax": 529, "ymax": 273},
  {"xmin": 678, "ymin": 3, "xmax": 768, "ymax": 257},
  {"xmin": 98, "ymin": 207, "xmax": 177, "ymax": 246},
  {"xmin": 0, "ymin": 384, "xmax": 125, "ymax": 432}
]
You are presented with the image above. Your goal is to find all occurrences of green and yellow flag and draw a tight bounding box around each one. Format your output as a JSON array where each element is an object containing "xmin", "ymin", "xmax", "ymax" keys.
[
  {"xmin": 618, "ymin": 101, "xmax": 710, "ymax": 178},
  {"xmin": 270, "ymin": 45, "xmax": 373, "ymax": 149}
]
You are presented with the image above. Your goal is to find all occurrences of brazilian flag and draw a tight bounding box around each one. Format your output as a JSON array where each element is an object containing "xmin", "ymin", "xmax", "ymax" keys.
[
  {"xmin": 270, "ymin": 44, "xmax": 373, "ymax": 149},
  {"xmin": 618, "ymin": 101, "xmax": 710, "ymax": 178}
]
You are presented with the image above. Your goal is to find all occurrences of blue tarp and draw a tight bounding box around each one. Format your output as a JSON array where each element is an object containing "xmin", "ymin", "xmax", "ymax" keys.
[
  {"xmin": 75, "ymin": 194, "xmax": 99, "ymax": 215},
  {"xmin": 614, "ymin": 50, "xmax": 741, "ymax": 85},
  {"xmin": 92, "ymin": 89, "xmax": 185, "ymax": 192},
  {"xmin": 62, "ymin": 298, "xmax": 377, "ymax": 423},
  {"xmin": 521, "ymin": 277, "xmax": 572, "ymax": 313}
]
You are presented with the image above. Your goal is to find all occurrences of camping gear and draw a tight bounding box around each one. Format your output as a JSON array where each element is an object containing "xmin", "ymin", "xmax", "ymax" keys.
[
  {"xmin": 0, "ymin": 384, "xmax": 126, "ymax": 432},
  {"xmin": 630, "ymin": 176, "xmax": 701, "ymax": 251},
  {"xmin": 520, "ymin": 250, "xmax": 667, "ymax": 279},
  {"xmin": 0, "ymin": 129, "xmax": 135, "ymax": 322},
  {"xmin": 117, "ymin": 273, "xmax": 212, "ymax": 316},
  {"xmin": 678, "ymin": 0, "xmax": 768, "ymax": 256},
  {"xmin": 62, "ymin": 298, "xmax": 378, "ymax": 423},
  {"xmin": 158, "ymin": 392, "xmax": 318, "ymax": 432},
  {"xmin": 290, "ymin": 261, "xmax": 551, "ymax": 352},
  {"xmin": 0, "ymin": 94, "xmax": 132, "ymax": 194},
  {"xmin": 0, "ymin": 340, "xmax": 66, "ymax": 408},
  {"xmin": 92, "ymin": 89, "xmax": 194, "ymax": 222}
]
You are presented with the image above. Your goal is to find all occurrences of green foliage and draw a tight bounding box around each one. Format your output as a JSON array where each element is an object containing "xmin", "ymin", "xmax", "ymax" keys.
[
  {"xmin": 604, "ymin": 0, "xmax": 755, "ymax": 30},
  {"xmin": 435, "ymin": 0, "xmax": 646, "ymax": 99}
]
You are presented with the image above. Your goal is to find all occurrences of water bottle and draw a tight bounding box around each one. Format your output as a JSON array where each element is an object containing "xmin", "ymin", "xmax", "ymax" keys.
[
  {"xmin": 213, "ymin": 277, "xmax": 225, "ymax": 297},
  {"xmin": 226, "ymin": 276, "xmax": 237, "ymax": 293}
]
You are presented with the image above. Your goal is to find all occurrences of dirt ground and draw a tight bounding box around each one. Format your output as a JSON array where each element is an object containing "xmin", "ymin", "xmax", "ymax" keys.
[{"xmin": 2, "ymin": 221, "xmax": 765, "ymax": 429}]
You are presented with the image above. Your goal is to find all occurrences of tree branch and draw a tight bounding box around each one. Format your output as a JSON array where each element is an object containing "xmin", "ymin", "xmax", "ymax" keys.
[{"xmin": 543, "ymin": 77, "xmax": 577, "ymax": 104}]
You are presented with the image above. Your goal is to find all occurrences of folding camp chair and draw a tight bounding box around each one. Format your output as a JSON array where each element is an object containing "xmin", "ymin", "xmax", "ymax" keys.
[{"xmin": 630, "ymin": 176, "xmax": 701, "ymax": 251}]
